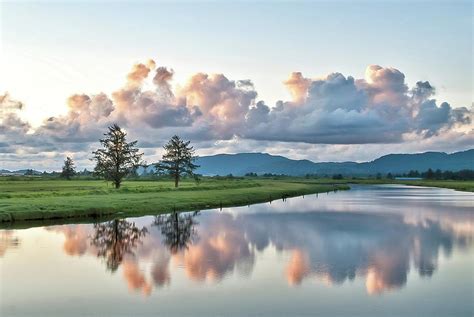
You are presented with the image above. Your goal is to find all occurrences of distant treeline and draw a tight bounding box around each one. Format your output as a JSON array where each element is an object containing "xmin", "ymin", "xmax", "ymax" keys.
[
  {"xmin": 10, "ymin": 168, "xmax": 474, "ymax": 181},
  {"xmin": 398, "ymin": 168, "xmax": 474, "ymax": 180},
  {"xmin": 246, "ymin": 169, "xmax": 474, "ymax": 181}
]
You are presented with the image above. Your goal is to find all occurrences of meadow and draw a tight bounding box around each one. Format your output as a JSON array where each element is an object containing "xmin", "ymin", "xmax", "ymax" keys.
[
  {"xmin": 1, "ymin": 176, "xmax": 471, "ymax": 225},
  {"xmin": 307, "ymin": 178, "xmax": 474, "ymax": 192},
  {"xmin": 0, "ymin": 177, "xmax": 348, "ymax": 223}
]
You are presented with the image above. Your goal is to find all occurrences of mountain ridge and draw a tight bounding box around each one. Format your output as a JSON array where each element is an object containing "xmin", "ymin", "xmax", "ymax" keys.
[
  {"xmin": 194, "ymin": 149, "xmax": 474, "ymax": 176},
  {"xmin": 2, "ymin": 149, "xmax": 472, "ymax": 176}
]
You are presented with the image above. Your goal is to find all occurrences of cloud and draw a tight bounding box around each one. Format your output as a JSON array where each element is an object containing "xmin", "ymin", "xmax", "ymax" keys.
[
  {"xmin": 0, "ymin": 93, "xmax": 38, "ymax": 154},
  {"xmin": 177, "ymin": 73, "xmax": 257, "ymax": 140},
  {"xmin": 244, "ymin": 65, "xmax": 471, "ymax": 144},
  {"xmin": 1, "ymin": 61, "xmax": 472, "ymax": 169},
  {"xmin": 283, "ymin": 72, "xmax": 311, "ymax": 103}
]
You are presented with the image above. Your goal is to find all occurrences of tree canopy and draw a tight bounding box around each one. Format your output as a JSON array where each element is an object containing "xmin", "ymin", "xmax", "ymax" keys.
[
  {"xmin": 92, "ymin": 124, "xmax": 143, "ymax": 188},
  {"xmin": 156, "ymin": 135, "xmax": 199, "ymax": 187},
  {"xmin": 60, "ymin": 157, "xmax": 76, "ymax": 180}
]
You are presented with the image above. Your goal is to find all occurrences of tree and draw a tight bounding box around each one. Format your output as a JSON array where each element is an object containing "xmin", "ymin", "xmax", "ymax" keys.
[
  {"xmin": 408, "ymin": 170, "xmax": 420, "ymax": 177},
  {"xmin": 193, "ymin": 174, "xmax": 202, "ymax": 186},
  {"xmin": 425, "ymin": 168, "xmax": 434, "ymax": 179},
  {"xmin": 156, "ymin": 135, "xmax": 199, "ymax": 188},
  {"xmin": 92, "ymin": 124, "xmax": 143, "ymax": 189},
  {"xmin": 60, "ymin": 157, "xmax": 76, "ymax": 180},
  {"xmin": 386, "ymin": 172, "xmax": 394, "ymax": 179}
]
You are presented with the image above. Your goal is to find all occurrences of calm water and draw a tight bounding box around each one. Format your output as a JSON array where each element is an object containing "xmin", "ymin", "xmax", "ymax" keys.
[{"xmin": 1, "ymin": 185, "xmax": 473, "ymax": 317}]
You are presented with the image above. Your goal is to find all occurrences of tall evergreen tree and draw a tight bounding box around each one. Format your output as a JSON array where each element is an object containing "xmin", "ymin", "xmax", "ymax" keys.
[
  {"xmin": 92, "ymin": 124, "xmax": 143, "ymax": 189},
  {"xmin": 425, "ymin": 168, "xmax": 434, "ymax": 179},
  {"xmin": 61, "ymin": 157, "xmax": 76, "ymax": 180},
  {"xmin": 156, "ymin": 135, "xmax": 199, "ymax": 188}
]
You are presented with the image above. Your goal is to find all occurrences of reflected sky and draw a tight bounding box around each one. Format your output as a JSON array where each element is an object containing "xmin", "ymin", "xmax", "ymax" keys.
[{"xmin": 1, "ymin": 185, "xmax": 473, "ymax": 317}]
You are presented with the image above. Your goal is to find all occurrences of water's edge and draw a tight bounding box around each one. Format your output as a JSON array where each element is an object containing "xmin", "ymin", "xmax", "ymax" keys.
[{"xmin": 0, "ymin": 184, "xmax": 348, "ymax": 229}]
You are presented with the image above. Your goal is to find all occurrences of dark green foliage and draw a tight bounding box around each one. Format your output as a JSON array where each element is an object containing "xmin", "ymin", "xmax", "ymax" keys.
[
  {"xmin": 425, "ymin": 168, "xmax": 435, "ymax": 179},
  {"xmin": 420, "ymin": 169, "xmax": 474, "ymax": 180},
  {"xmin": 156, "ymin": 135, "xmax": 198, "ymax": 188},
  {"xmin": 60, "ymin": 157, "xmax": 76, "ymax": 180},
  {"xmin": 194, "ymin": 174, "xmax": 202, "ymax": 186},
  {"xmin": 92, "ymin": 124, "xmax": 143, "ymax": 189}
]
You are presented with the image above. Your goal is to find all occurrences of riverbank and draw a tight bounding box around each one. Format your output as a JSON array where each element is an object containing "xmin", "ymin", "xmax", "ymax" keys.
[
  {"xmin": 308, "ymin": 178, "xmax": 474, "ymax": 192},
  {"xmin": 0, "ymin": 178, "xmax": 348, "ymax": 223}
]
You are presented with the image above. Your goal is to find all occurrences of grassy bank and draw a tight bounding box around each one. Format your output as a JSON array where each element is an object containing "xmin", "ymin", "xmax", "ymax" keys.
[
  {"xmin": 302, "ymin": 178, "xmax": 474, "ymax": 192},
  {"xmin": 0, "ymin": 178, "xmax": 348, "ymax": 223},
  {"xmin": 392, "ymin": 180, "xmax": 474, "ymax": 192}
]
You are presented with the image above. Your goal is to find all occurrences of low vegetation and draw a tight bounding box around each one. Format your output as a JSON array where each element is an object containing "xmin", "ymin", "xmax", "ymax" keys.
[
  {"xmin": 299, "ymin": 178, "xmax": 474, "ymax": 192},
  {"xmin": 391, "ymin": 180, "xmax": 474, "ymax": 192},
  {"xmin": 0, "ymin": 178, "xmax": 348, "ymax": 223}
]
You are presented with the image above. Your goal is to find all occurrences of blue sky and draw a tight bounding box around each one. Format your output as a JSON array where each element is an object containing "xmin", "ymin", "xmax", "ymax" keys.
[{"xmin": 0, "ymin": 1, "xmax": 473, "ymax": 169}]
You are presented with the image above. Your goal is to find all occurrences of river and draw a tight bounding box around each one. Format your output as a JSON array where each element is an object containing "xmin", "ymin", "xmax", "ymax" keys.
[{"xmin": 1, "ymin": 185, "xmax": 473, "ymax": 316}]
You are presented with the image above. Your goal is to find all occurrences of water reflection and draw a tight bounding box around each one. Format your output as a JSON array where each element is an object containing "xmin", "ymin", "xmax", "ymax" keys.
[
  {"xmin": 46, "ymin": 211, "xmax": 471, "ymax": 296},
  {"xmin": 91, "ymin": 219, "xmax": 148, "ymax": 272},
  {"xmin": 2, "ymin": 185, "xmax": 473, "ymax": 301},
  {"xmin": 153, "ymin": 211, "xmax": 199, "ymax": 254},
  {"xmin": 0, "ymin": 230, "xmax": 20, "ymax": 257},
  {"xmin": 238, "ymin": 211, "xmax": 463, "ymax": 294}
]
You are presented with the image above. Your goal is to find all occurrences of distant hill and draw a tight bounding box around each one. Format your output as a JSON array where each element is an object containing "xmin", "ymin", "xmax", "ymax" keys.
[
  {"xmin": 3, "ymin": 149, "xmax": 472, "ymax": 177},
  {"xmin": 0, "ymin": 169, "xmax": 42, "ymax": 176},
  {"xmin": 194, "ymin": 149, "xmax": 473, "ymax": 176}
]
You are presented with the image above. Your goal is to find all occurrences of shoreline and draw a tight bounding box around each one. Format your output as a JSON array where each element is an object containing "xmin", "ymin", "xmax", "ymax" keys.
[
  {"xmin": 1, "ymin": 178, "xmax": 472, "ymax": 228},
  {"xmin": 0, "ymin": 179, "xmax": 349, "ymax": 227}
]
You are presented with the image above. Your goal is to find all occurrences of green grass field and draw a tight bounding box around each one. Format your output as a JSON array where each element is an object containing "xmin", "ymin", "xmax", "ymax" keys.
[
  {"xmin": 0, "ymin": 178, "xmax": 348, "ymax": 223},
  {"xmin": 1, "ymin": 176, "xmax": 471, "ymax": 225},
  {"xmin": 306, "ymin": 178, "xmax": 474, "ymax": 192},
  {"xmin": 392, "ymin": 180, "xmax": 474, "ymax": 192}
]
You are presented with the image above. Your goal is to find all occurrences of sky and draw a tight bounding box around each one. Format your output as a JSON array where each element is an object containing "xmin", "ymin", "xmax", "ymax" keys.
[{"xmin": 0, "ymin": 0, "xmax": 473, "ymax": 170}]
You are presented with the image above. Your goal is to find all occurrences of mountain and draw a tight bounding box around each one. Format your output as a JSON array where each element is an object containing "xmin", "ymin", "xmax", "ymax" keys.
[
  {"xmin": 4, "ymin": 149, "xmax": 472, "ymax": 177},
  {"xmin": 194, "ymin": 149, "xmax": 473, "ymax": 176},
  {"xmin": 0, "ymin": 169, "xmax": 42, "ymax": 176},
  {"xmin": 358, "ymin": 150, "xmax": 474, "ymax": 174}
]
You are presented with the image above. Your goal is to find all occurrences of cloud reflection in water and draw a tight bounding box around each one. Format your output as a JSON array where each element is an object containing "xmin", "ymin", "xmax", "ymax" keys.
[{"xmin": 46, "ymin": 188, "xmax": 472, "ymax": 297}]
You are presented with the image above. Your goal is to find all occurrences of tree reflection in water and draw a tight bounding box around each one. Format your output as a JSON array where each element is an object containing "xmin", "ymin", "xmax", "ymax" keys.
[
  {"xmin": 40, "ymin": 192, "xmax": 472, "ymax": 297},
  {"xmin": 91, "ymin": 219, "xmax": 148, "ymax": 271},
  {"xmin": 153, "ymin": 211, "xmax": 199, "ymax": 254}
]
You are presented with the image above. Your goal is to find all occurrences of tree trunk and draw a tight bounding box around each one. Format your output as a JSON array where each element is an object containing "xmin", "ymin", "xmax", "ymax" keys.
[
  {"xmin": 115, "ymin": 180, "xmax": 121, "ymax": 189},
  {"xmin": 174, "ymin": 173, "xmax": 179, "ymax": 188}
]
